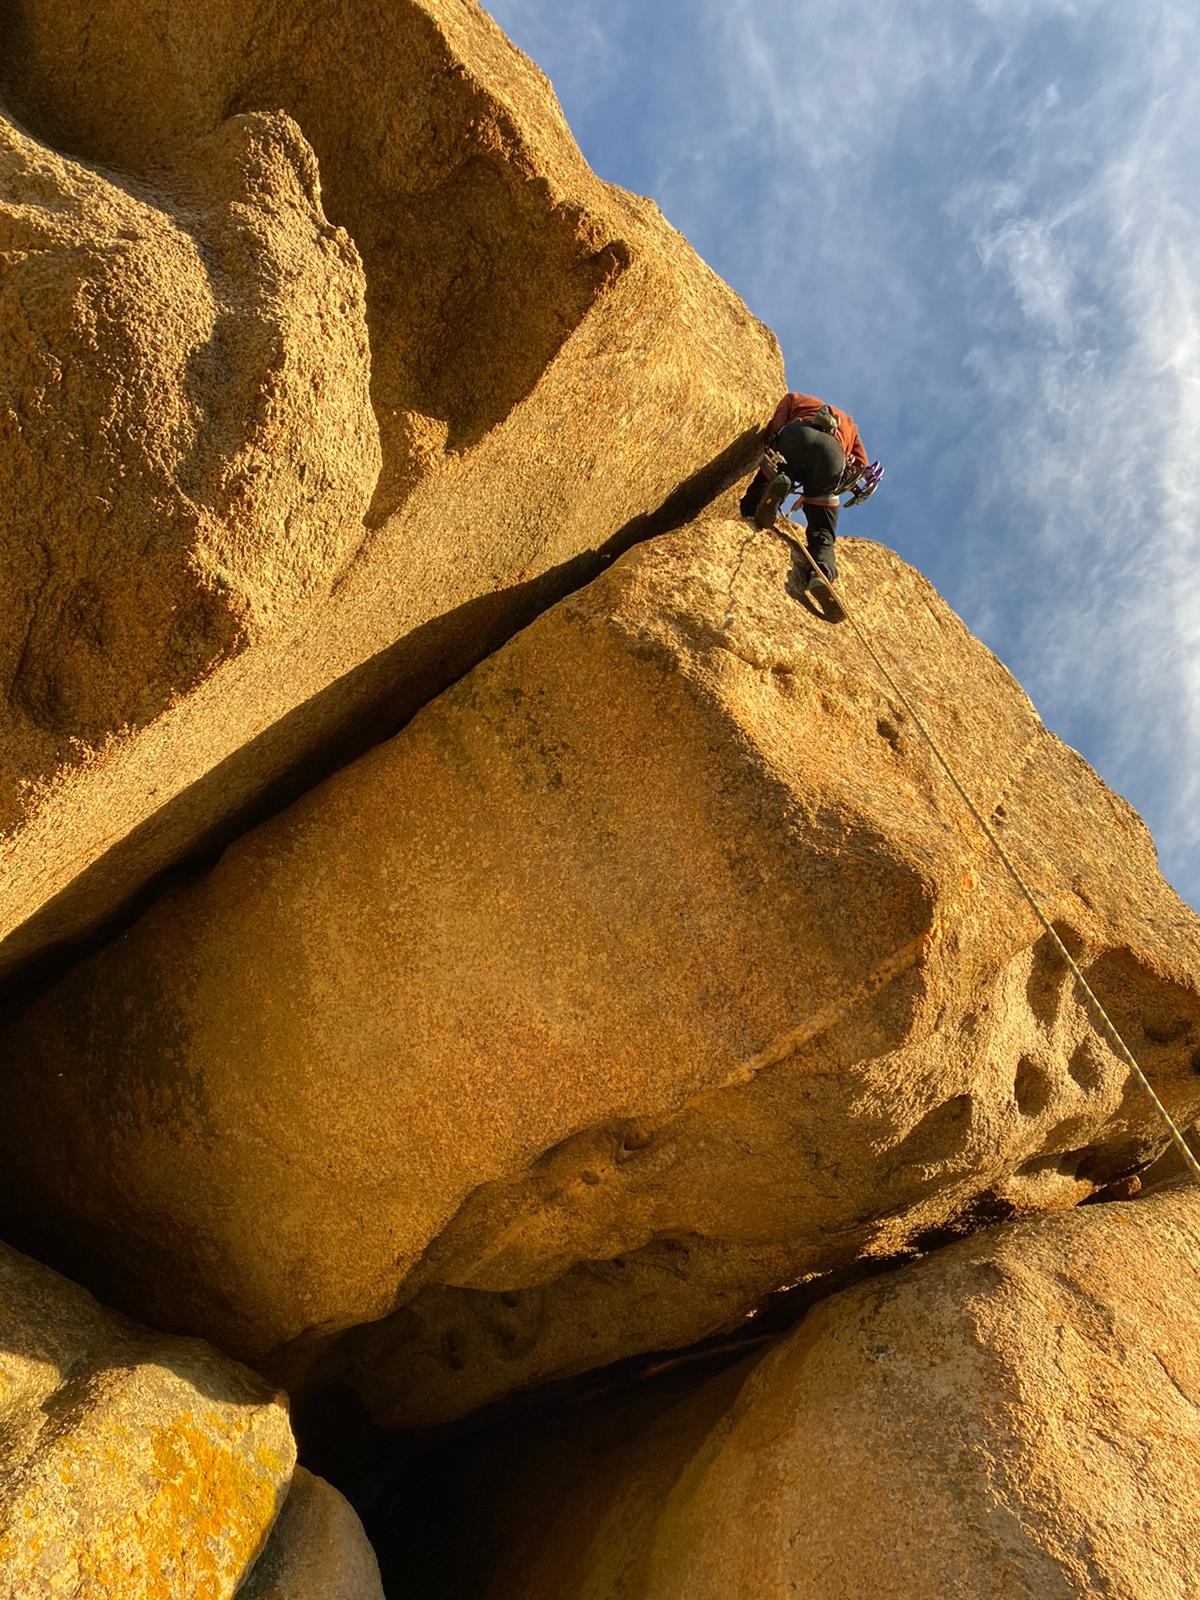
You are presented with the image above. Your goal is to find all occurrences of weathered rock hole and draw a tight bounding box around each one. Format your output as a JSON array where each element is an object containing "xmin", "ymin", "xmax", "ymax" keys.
[
  {"xmin": 1024, "ymin": 948, "xmax": 1062, "ymax": 1022},
  {"xmin": 1014, "ymin": 1057, "xmax": 1053, "ymax": 1117},
  {"xmin": 617, "ymin": 1124, "xmax": 655, "ymax": 1160},
  {"xmin": 1068, "ymin": 1040, "xmax": 1104, "ymax": 1092},
  {"xmin": 890, "ymin": 1094, "xmax": 974, "ymax": 1167},
  {"xmin": 1143, "ymin": 1017, "xmax": 1192, "ymax": 1046},
  {"xmin": 1073, "ymin": 1143, "xmax": 1148, "ymax": 1187},
  {"xmin": 1023, "ymin": 925, "xmax": 1087, "ymax": 1025},
  {"xmin": 1046, "ymin": 1115, "xmax": 1093, "ymax": 1151}
]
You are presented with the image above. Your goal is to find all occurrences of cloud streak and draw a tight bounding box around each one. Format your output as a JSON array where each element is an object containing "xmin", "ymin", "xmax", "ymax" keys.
[{"xmin": 488, "ymin": 0, "xmax": 1200, "ymax": 906}]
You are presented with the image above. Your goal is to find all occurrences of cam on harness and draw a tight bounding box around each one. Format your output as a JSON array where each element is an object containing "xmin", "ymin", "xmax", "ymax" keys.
[{"xmin": 753, "ymin": 439, "xmax": 885, "ymax": 531}]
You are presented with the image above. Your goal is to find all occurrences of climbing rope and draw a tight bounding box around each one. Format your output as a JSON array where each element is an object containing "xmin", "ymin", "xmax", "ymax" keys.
[{"xmin": 770, "ymin": 514, "xmax": 1200, "ymax": 1186}]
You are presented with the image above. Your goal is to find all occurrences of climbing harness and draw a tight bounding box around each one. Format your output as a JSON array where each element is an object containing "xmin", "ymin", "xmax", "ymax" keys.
[
  {"xmin": 759, "ymin": 514, "xmax": 1200, "ymax": 1186},
  {"xmin": 759, "ymin": 448, "xmax": 885, "ymax": 514}
]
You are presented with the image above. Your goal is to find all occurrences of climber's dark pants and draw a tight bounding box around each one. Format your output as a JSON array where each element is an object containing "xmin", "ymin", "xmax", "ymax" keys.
[{"xmin": 739, "ymin": 421, "xmax": 845, "ymax": 581}]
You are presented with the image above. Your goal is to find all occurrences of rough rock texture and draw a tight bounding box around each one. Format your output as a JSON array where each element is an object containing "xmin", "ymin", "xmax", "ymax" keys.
[
  {"xmin": 0, "ymin": 0, "xmax": 779, "ymax": 976},
  {"xmin": 1142, "ymin": 1129, "xmax": 1200, "ymax": 1192},
  {"xmin": 239, "ymin": 1468, "xmax": 383, "ymax": 1600},
  {"xmin": 440, "ymin": 1186, "xmax": 1200, "ymax": 1600},
  {"xmin": 0, "ymin": 1239, "xmax": 294, "ymax": 1600},
  {"xmin": 2, "ymin": 520, "xmax": 1198, "ymax": 1429},
  {"xmin": 0, "ymin": 105, "xmax": 375, "ymax": 763}
]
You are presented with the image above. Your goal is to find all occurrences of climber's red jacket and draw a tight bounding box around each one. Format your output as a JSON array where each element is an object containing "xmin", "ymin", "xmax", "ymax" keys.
[{"xmin": 767, "ymin": 392, "xmax": 869, "ymax": 473}]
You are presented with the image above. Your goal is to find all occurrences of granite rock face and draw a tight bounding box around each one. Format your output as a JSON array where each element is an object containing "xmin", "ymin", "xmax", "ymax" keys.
[
  {"xmin": 0, "ymin": 0, "xmax": 779, "ymax": 976},
  {"xmin": 440, "ymin": 1186, "xmax": 1200, "ymax": 1600},
  {"xmin": 0, "ymin": 104, "xmax": 374, "ymax": 758},
  {"xmin": 8, "ymin": 1, "xmax": 1198, "ymax": 1592},
  {"xmin": 0, "ymin": 1239, "xmax": 295, "ymax": 1600},
  {"xmin": 239, "ymin": 1468, "xmax": 384, "ymax": 1600},
  {"xmin": 2, "ymin": 521, "xmax": 1198, "ymax": 1426}
]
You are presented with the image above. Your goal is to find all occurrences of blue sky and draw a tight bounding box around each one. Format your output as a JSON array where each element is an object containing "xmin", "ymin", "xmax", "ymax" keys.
[{"xmin": 488, "ymin": 0, "xmax": 1200, "ymax": 912}]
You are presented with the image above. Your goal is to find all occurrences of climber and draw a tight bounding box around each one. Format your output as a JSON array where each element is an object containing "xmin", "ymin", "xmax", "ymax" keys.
[{"xmin": 739, "ymin": 391, "xmax": 874, "ymax": 603}]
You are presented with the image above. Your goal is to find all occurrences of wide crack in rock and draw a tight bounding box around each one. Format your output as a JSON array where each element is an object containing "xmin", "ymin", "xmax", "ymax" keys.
[
  {"xmin": 2, "ymin": 522, "xmax": 1197, "ymax": 1432},
  {"xmin": 0, "ymin": 0, "xmax": 780, "ymax": 978},
  {"xmin": 366, "ymin": 1186, "xmax": 1200, "ymax": 1600}
]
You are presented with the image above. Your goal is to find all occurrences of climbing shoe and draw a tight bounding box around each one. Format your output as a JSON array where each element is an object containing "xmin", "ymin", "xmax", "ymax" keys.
[
  {"xmin": 753, "ymin": 471, "xmax": 791, "ymax": 529},
  {"xmin": 785, "ymin": 564, "xmax": 810, "ymax": 602},
  {"xmin": 807, "ymin": 571, "xmax": 845, "ymax": 620}
]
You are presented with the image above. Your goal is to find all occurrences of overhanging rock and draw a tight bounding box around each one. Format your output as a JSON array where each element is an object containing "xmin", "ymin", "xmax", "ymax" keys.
[
  {"xmin": 431, "ymin": 1186, "xmax": 1200, "ymax": 1600},
  {"xmin": 2, "ymin": 520, "xmax": 1197, "ymax": 1426},
  {"xmin": 0, "ymin": 0, "xmax": 780, "ymax": 977}
]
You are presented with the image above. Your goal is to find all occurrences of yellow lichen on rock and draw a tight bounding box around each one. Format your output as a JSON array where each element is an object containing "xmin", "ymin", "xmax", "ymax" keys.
[{"xmin": 0, "ymin": 1241, "xmax": 294, "ymax": 1600}]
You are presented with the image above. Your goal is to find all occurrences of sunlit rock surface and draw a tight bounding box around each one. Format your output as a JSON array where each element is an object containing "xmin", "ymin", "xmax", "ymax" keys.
[
  {"xmin": 2, "ymin": 521, "xmax": 1197, "ymax": 1428},
  {"xmin": 0, "ymin": 0, "xmax": 779, "ymax": 977},
  {"xmin": 0, "ymin": 1239, "xmax": 294, "ymax": 1600}
]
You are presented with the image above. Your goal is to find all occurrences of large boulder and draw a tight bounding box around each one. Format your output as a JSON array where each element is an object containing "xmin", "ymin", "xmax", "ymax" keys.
[
  {"xmin": 1, "ymin": 521, "xmax": 1198, "ymax": 1425},
  {"xmin": 437, "ymin": 1185, "xmax": 1200, "ymax": 1600},
  {"xmin": 239, "ymin": 1468, "xmax": 384, "ymax": 1600},
  {"xmin": 0, "ymin": 1238, "xmax": 295, "ymax": 1600},
  {"xmin": 0, "ymin": 0, "xmax": 779, "ymax": 976},
  {"xmin": 0, "ymin": 103, "xmax": 375, "ymax": 774}
]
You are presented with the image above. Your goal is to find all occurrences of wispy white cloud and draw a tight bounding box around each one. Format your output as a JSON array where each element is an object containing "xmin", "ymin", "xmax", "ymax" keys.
[
  {"xmin": 487, "ymin": 0, "xmax": 1200, "ymax": 904},
  {"xmin": 942, "ymin": 4, "xmax": 1200, "ymax": 883},
  {"xmin": 974, "ymin": 217, "xmax": 1080, "ymax": 341}
]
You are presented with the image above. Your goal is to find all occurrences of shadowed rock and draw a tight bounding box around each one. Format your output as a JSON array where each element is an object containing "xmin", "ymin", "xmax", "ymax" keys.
[
  {"xmin": 433, "ymin": 1185, "xmax": 1200, "ymax": 1600},
  {"xmin": 240, "ymin": 1467, "xmax": 384, "ymax": 1600},
  {"xmin": 1, "ymin": 521, "xmax": 1197, "ymax": 1427}
]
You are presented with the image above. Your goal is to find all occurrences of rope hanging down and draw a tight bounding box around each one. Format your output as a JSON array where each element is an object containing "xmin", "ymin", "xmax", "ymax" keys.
[{"xmin": 770, "ymin": 517, "xmax": 1200, "ymax": 1186}]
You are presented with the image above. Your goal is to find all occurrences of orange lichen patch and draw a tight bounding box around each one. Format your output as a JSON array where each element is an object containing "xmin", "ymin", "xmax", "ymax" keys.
[
  {"xmin": 10, "ymin": 1411, "xmax": 285, "ymax": 1600},
  {"xmin": 255, "ymin": 1445, "xmax": 288, "ymax": 1475},
  {"xmin": 0, "ymin": 1323, "xmax": 293, "ymax": 1600}
]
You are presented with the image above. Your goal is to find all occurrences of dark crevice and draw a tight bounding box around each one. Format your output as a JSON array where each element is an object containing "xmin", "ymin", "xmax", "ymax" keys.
[
  {"xmin": 290, "ymin": 1249, "xmax": 918, "ymax": 1597},
  {"xmin": 0, "ymin": 428, "xmax": 761, "ymax": 1010},
  {"xmin": 291, "ymin": 1171, "xmax": 1146, "ymax": 1596}
]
